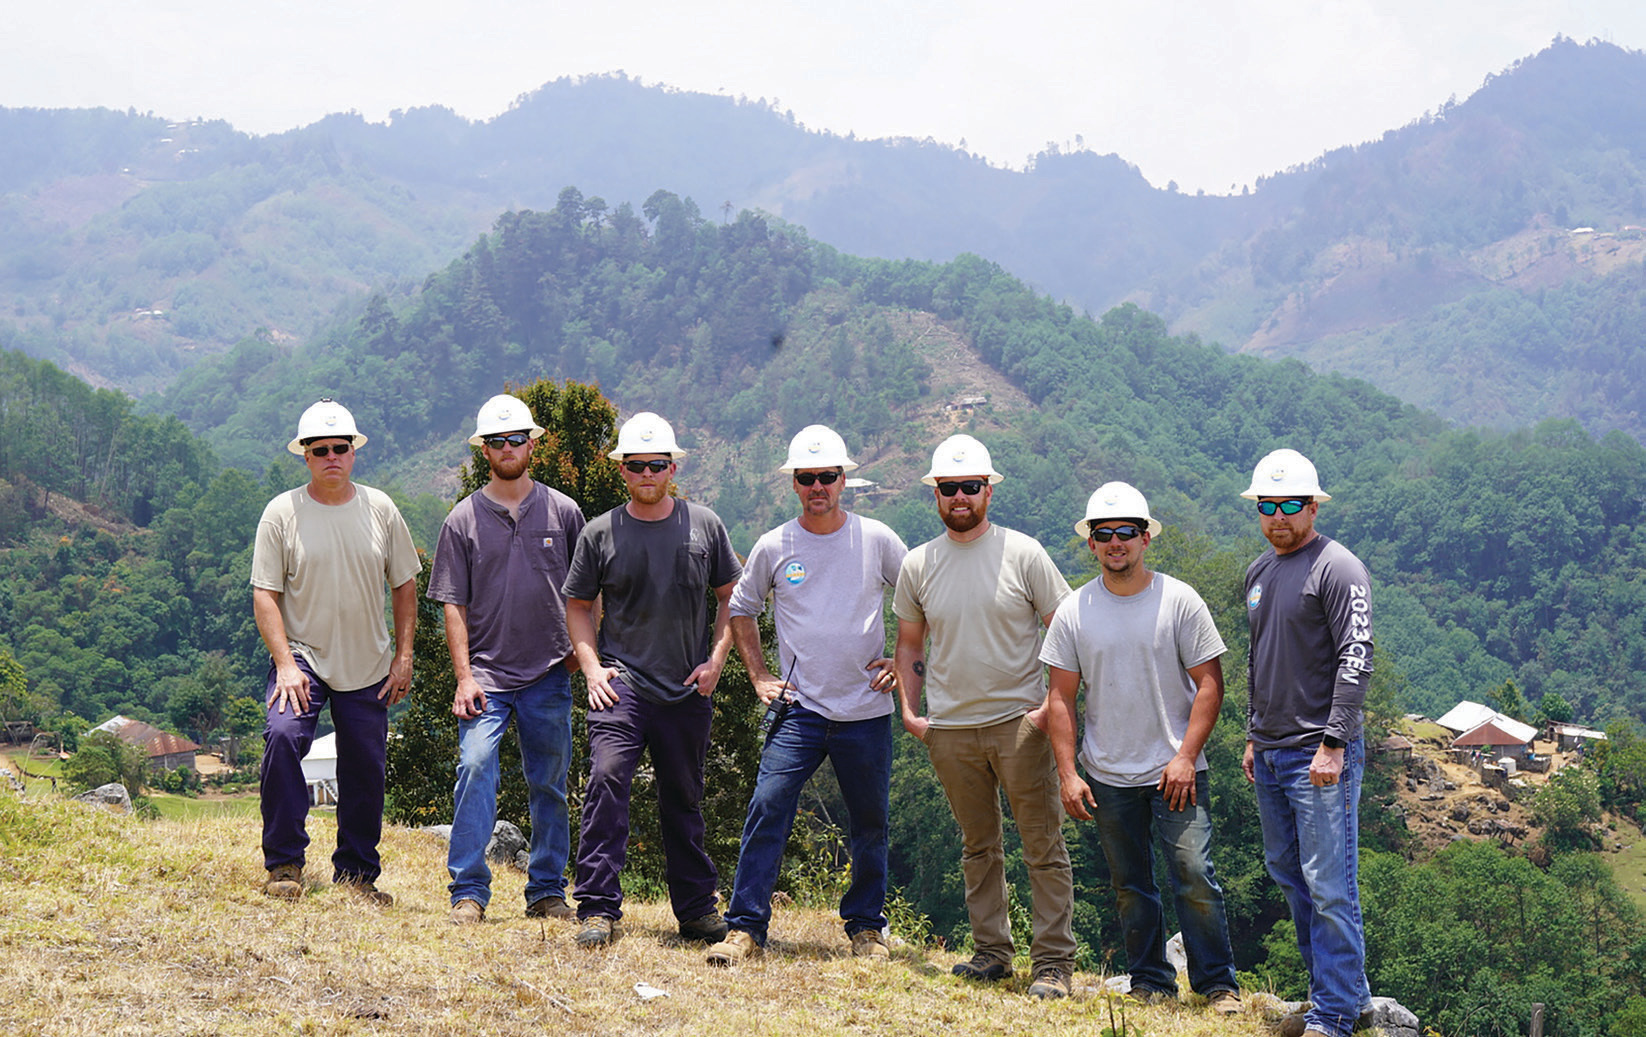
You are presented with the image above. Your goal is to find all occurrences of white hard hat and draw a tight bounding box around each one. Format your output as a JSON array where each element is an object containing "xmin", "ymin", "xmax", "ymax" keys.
[
  {"xmin": 922, "ymin": 434, "xmax": 1004, "ymax": 486},
  {"xmin": 1075, "ymin": 481, "xmax": 1163, "ymax": 538},
  {"xmin": 1241, "ymin": 448, "xmax": 1332, "ymax": 501},
  {"xmin": 607, "ymin": 411, "xmax": 685, "ymax": 460},
  {"xmin": 287, "ymin": 398, "xmax": 366, "ymax": 456},
  {"xmin": 469, "ymin": 394, "xmax": 547, "ymax": 446},
  {"xmin": 780, "ymin": 424, "xmax": 858, "ymax": 473}
]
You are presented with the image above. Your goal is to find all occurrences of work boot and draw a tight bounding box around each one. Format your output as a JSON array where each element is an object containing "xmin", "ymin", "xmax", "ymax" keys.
[
  {"xmin": 951, "ymin": 952, "xmax": 1012, "ymax": 982},
  {"xmin": 526, "ymin": 895, "xmax": 574, "ymax": 919},
  {"xmin": 706, "ymin": 929, "xmax": 762, "ymax": 966},
  {"xmin": 449, "ymin": 899, "xmax": 485, "ymax": 925},
  {"xmin": 850, "ymin": 929, "xmax": 890, "ymax": 960},
  {"xmin": 263, "ymin": 864, "xmax": 303, "ymax": 900},
  {"xmin": 1207, "ymin": 989, "xmax": 1243, "ymax": 1016},
  {"xmin": 576, "ymin": 915, "xmax": 620, "ymax": 948},
  {"xmin": 1027, "ymin": 964, "xmax": 1071, "ymax": 1000},
  {"xmin": 337, "ymin": 877, "xmax": 394, "ymax": 906},
  {"xmin": 678, "ymin": 912, "xmax": 729, "ymax": 943}
]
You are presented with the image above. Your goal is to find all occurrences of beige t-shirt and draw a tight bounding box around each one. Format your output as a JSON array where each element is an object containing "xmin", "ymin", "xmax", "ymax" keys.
[
  {"xmin": 250, "ymin": 484, "xmax": 422, "ymax": 692},
  {"xmin": 893, "ymin": 524, "xmax": 1071, "ymax": 728}
]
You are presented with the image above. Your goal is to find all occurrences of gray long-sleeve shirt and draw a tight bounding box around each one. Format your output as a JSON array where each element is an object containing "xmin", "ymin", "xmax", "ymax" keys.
[{"xmin": 1244, "ymin": 534, "xmax": 1373, "ymax": 749}]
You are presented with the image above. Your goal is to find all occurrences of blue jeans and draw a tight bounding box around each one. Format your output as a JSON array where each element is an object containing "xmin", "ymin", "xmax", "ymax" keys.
[
  {"xmin": 448, "ymin": 666, "xmax": 573, "ymax": 908},
  {"xmin": 1252, "ymin": 738, "xmax": 1372, "ymax": 1037},
  {"xmin": 1088, "ymin": 773, "xmax": 1238, "ymax": 997},
  {"xmin": 725, "ymin": 705, "xmax": 893, "ymax": 944}
]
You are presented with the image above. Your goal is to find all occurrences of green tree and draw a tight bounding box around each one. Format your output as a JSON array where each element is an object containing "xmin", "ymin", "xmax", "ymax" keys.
[
  {"xmin": 223, "ymin": 696, "xmax": 265, "ymax": 768},
  {"xmin": 166, "ymin": 651, "xmax": 237, "ymax": 743},
  {"xmin": 40, "ymin": 712, "xmax": 89, "ymax": 753},
  {"xmin": 63, "ymin": 729, "xmax": 149, "ymax": 794},
  {"xmin": 1537, "ymin": 691, "xmax": 1574, "ymax": 726},
  {"xmin": 1533, "ymin": 765, "xmax": 1602, "ymax": 850},
  {"xmin": 0, "ymin": 644, "xmax": 39, "ymax": 727},
  {"xmin": 1489, "ymin": 678, "xmax": 1530, "ymax": 722},
  {"xmin": 1593, "ymin": 720, "xmax": 1646, "ymax": 816}
]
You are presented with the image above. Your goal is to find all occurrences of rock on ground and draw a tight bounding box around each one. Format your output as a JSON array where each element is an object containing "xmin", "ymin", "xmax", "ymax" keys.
[
  {"xmin": 418, "ymin": 820, "xmax": 530, "ymax": 872},
  {"xmin": 73, "ymin": 783, "xmax": 132, "ymax": 814}
]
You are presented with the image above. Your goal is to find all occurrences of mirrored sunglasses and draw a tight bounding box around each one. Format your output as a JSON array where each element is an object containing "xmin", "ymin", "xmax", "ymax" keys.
[{"xmin": 1257, "ymin": 498, "xmax": 1310, "ymax": 516}]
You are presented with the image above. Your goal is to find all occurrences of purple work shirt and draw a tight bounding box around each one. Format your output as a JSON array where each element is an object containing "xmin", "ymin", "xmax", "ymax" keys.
[{"xmin": 427, "ymin": 481, "xmax": 586, "ymax": 692}]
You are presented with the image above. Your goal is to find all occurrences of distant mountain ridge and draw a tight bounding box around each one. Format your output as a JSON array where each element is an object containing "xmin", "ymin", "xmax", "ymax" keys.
[{"xmin": 1, "ymin": 37, "xmax": 1644, "ymax": 437}]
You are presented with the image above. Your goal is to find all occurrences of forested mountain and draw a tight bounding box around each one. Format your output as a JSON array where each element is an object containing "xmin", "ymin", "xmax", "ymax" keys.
[
  {"xmin": 125, "ymin": 186, "xmax": 1646, "ymax": 731},
  {"xmin": 3, "ymin": 38, "xmax": 1645, "ymax": 440}
]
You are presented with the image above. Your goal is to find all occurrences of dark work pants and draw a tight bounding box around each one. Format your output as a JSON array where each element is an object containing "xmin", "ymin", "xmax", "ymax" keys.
[
  {"xmin": 573, "ymin": 675, "xmax": 717, "ymax": 922},
  {"xmin": 260, "ymin": 656, "xmax": 389, "ymax": 884}
]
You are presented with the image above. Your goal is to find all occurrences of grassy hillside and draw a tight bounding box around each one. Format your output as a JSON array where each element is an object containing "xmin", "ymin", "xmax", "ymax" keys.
[{"xmin": 0, "ymin": 790, "xmax": 1265, "ymax": 1037}]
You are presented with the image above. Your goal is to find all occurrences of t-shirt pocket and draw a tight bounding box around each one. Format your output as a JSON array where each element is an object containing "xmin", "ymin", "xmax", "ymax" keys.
[
  {"xmin": 524, "ymin": 525, "xmax": 566, "ymax": 578},
  {"xmin": 675, "ymin": 543, "xmax": 709, "ymax": 588}
]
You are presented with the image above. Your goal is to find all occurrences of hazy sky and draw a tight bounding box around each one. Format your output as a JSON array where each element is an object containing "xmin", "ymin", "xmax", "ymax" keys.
[{"xmin": 6, "ymin": 1, "xmax": 1645, "ymax": 195}]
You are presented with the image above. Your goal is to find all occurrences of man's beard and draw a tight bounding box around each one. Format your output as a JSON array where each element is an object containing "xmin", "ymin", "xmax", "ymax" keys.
[
  {"xmin": 489, "ymin": 455, "xmax": 529, "ymax": 480},
  {"xmin": 630, "ymin": 482, "xmax": 668, "ymax": 506},
  {"xmin": 941, "ymin": 503, "xmax": 985, "ymax": 533}
]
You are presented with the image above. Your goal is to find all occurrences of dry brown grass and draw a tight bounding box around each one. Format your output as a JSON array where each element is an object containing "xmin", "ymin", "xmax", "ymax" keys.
[{"xmin": 0, "ymin": 793, "xmax": 1278, "ymax": 1036}]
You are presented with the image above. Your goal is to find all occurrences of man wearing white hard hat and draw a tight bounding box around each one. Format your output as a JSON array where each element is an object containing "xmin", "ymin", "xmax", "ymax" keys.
[
  {"xmin": 892, "ymin": 434, "xmax": 1078, "ymax": 1000},
  {"xmin": 1040, "ymin": 482, "xmax": 1242, "ymax": 1014},
  {"xmin": 1239, "ymin": 449, "xmax": 1373, "ymax": 1037},
  {"xmin": 705, "ymin": 425, "xmax": 908, "ymax": 967},
  {"xmin": 427, "ymin": 394, "xmax": 587, "ymax": 925},
  {"xmin": 251, "ymin": 398, "xmax": 421, "ymax": 904},
  {"xmin": 562, "ymin": 411, "xmax": 742, "ymax": 949}
]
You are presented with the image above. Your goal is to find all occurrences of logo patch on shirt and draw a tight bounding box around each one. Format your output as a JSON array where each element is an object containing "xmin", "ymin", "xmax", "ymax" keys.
[
  {"xmin": 1247, "ymin": 583, "xmax": 1263, "ymax": 610},
  {"xmin": 783, "ymin": 561, "xmax": 807, "ymax": 586},
  {"xmin": 542, "ymin": 537, "xmax": 554, "ymax": 548}
]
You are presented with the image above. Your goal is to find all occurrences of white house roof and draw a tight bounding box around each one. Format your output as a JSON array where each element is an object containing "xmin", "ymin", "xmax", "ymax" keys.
[
  {"xmin": 1551, "ymin": 723, "xmax": 1609, "ymax": 742},
  {"xmin": 1436, "ymin": 701, "xmax": 1497, "ymax": 734}
]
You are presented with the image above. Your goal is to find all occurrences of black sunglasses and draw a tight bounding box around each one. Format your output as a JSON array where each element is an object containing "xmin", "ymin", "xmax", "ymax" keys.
[
  {"xmin": 936, "ymin": 480, "xmax": 986, "ymax": 497},
  {"xmin": 794, "ymin": 471, "xmax": 841, "ymax": 486},
  {"xmin": 1257, "ymin": 498, "xmax": 1310, "ymax": 516},
  {"xmin": 307, "ymin": 443, "xmax": 352, "ymax": 457},
  {"xmin": 483, "ymin": 433, "xmax": 531, "ymax": 449},
  {"xmin": 1090, "ymin": 524, "xmax": 1144, "ymax": 543},
  {"xmin": 623, "ymin": 459, "xmax": 671, "ymax": 474}
]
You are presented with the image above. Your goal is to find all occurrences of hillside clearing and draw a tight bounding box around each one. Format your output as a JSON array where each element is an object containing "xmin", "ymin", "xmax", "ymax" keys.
[{"xmin": 0, "ymin": 793, "xmax": 1275, "ymax": 1036}]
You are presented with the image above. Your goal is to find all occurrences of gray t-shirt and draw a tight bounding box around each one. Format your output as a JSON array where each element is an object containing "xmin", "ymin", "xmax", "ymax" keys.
[
  {"xmin": 426, "ymin": 481, "xmax": 586, "ymax": 693},
  {"xmin": 562, "ymin": 500, "xmax": 741, "ymax": 704},
  {"xmin": 729, "ymin": 512, "xmax": 908, "ymax": 722},
  {"xmin": 1245, "ymin": 534, "xmax": 1373, "ymax": 750},
  {"xmin": 1040, "ymin": 572, "xmax": 1227, "ymax": 787}
]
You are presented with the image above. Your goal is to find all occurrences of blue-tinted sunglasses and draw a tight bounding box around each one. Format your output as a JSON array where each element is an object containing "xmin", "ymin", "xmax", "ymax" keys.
[{"xmin": 1257, "ymin": 498, "xmax": 1310, "ymax": 516}]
